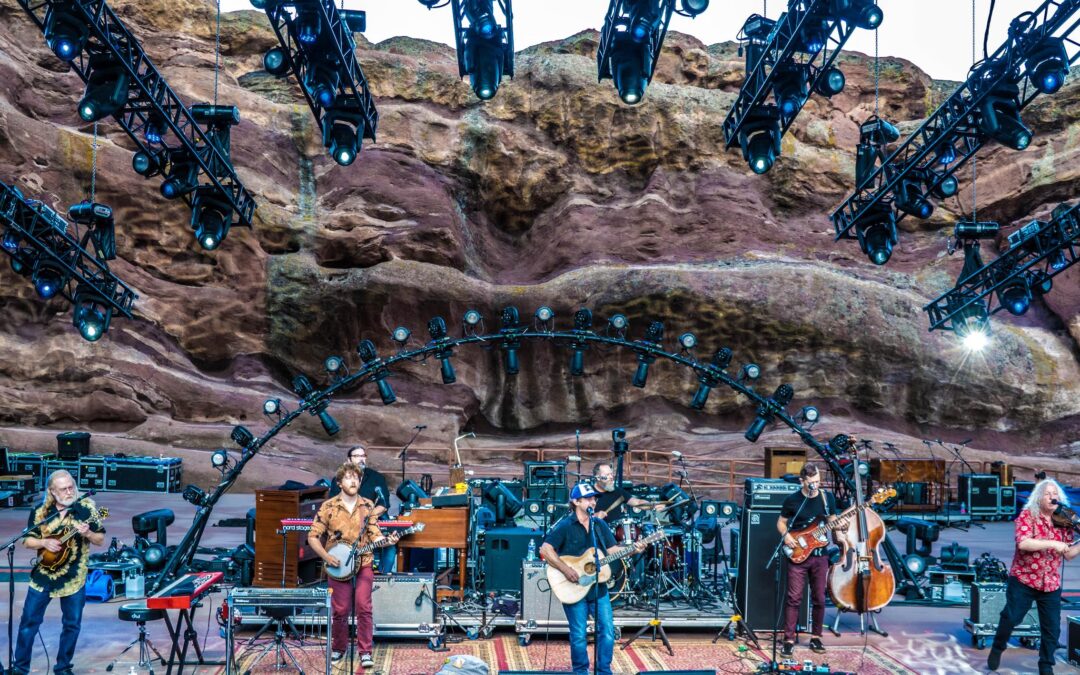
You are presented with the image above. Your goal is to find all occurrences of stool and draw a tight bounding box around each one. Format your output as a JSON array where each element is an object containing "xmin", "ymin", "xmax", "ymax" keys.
[{"xmin": 106, "ymin": 601, "xmax": 167, "ymax": 674}]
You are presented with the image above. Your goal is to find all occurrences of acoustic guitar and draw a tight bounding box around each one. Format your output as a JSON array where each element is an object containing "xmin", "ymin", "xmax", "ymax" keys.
[
  {"xmin": 783, "ymin": 488, "xmax": 895, "ymax": 564},
  {"xmin": 324, "ymin": 523, "xmax": 424, "ymax": 581},
  {"xmin": 546, "ymin": 529, "xmax": 665, "ymax": 605},
  {"xmin": 36, "ymin": 506, "xmax": 110, "ymax": 572}
]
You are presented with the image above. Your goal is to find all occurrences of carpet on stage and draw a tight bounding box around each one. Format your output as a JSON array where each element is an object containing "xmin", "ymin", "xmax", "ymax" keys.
[{"xmin": 228, "ymin": 635, "xmax": 917, "ymax": 674}]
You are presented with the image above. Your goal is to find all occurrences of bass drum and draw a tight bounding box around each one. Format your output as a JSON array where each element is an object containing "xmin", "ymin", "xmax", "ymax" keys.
[{"xmin": 605, "ymin": 559, "xmax": 631, "ymax": 601}]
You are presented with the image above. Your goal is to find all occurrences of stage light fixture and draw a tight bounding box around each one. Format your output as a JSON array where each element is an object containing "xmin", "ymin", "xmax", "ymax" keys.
[
  {"xmin": 297, "ymin": 10, "xmax": 321, "ymax": 44},
  {"xmin": 739, "ymin": 108, "xmax": 781, "ymax": 174},
  {"xmin": 263, "ymin": 47, "xmax": 289, "ymax": 77},
  {"xmin": 895, "ymin": 177, "xmax": 933, "ymax": 219},
  {"xmin": 679, "ymin": 0, "xmax": 708, "ymax": 17},
  {"xmin": 144, "ymin": 114, "xmax": 167, "ymax": 144},
  {"xmin": 855, "ymin": 205, "xmax": 898, "ymax": 266},
  {"xmin": 815, "ymin": 67, "xmax": 846, "ymax": 97},
  {"xmin": 678, "ymin": 332, "xmax": 697, "ymax": 350},
  {"xmin": 72, "ymin": 286, "xmax": 112, "ymax": 341},
  {"xmin": 315, "ymin": 405, "xmax": 341, "ymax": 436},
  {"xmin": 10, "ymin": 248, "xmax": 35, "ymax": 277},
  {"xmin": 797, "ymin": 17, "xmax": 828, "ymax": 53},
  {"xmin": 607, "ymin": 314, "xmax": 629, "ymax": 337},
  {"xmin": 397, "ymin": 479, "xmax": 429, "ymax": 510},
  {"xmin": 744, "ymin": 409, "xmax": 769, "ymax": 442},
  {"xmin": 837, "ymin": 0, "xmax": 883, "ymax": 29},
  {"xmin": 535, "ymin": 306, "xmax": 554, "ymax": 323},
  {"xmin": 231, "ymin": 425, "xmax": 255, "ymax": 448},
  {"xmin": 773, "ymin": 65, "xmax": 808, "ymax": 119},
  {"xmin": 132, "ymin": 150, "xmax": 163, "ymax": 178},
  {"xmin": 392, "ymin": 327, "xmax": 411, "ymax": 346},
  {"xmin": 998, "ymin": 277, "xmax": 1032, "ymax": 316},
  {"xmin": 463, "ymin": 25, "xmax": 506, "ymax": 100},
  {"xmin": 357, "ymin": 339, "xmax": 396, "ymax": 404},
  {"xmin": 324, "ymin": 355, "xmax": 345, "ymax": 375},
  {"xmin": 977, "ymin": 80, "xmax": 1032, "ymax": 151},
  {"xmin": 903, "ymin": 553, "xmax": 928, "ymax": 575},
  {"xmin": 798, "ymin": 406, "xmax": 820, "ymax": 425},
  {"xmin": 691, "ymin": 351, "xmax": 729, "ymax": 410},
  {"xmin": 928, "ymin": 173, "xmax": 959, "ymax": 200},
  {"xmin": 632, "ymin": 320, "xmax": 664, "ymax": 388},
  {"xmin": 500, "ymin": 305, "xmax": 521, "ymax": 375},
  {"xmin": 936, "ymin": 142, "xmax": 957, "ymax": 165},
  {"xmin": 78, "ymin": 53, "xmax": 131, "ymax": 122},
  {"xmin": 326, "ymin": 119, "xmax": 358, "ymax": 166},
  {"xmin": 263, "ymin": 398, "xmax": 281, "ymax": 416},
  {"xmin": 69, "ymin": 201, "xmax": 116, "ymax": 261},
  {"xmin": 610, "ymin": 42, "xmax": 649, "ymax": 105},
  {"xmin": 32, "ymin": 258, "xmax": 67, "ymax": 300},
  {"xmin": 739, "ymin": 363, "xmax": 760, "ymax": 382},
  {"xmin": 44, "ymin": 5, "xmax": 88, "ymax": 62},
  {"xmin": 1027, "ymin": 38, "xmax": 1069, "ymax": 94},
  {"xmin": 482, "ymin": 480, "xmax": 522, "ymax": 523},
  {"xmin": 190, "ymin": 188, "xmax": 231, "ymax": 250},
  {"xmin": 210, "ymin": 448, "xmax": 229, "ymax": 468},
  {"xmin": 160, "ymin": 152, "xmax": 199, "ymax": 199},
  {"xmin": 951, "ymin": 296, "xmax": 991, "ymax": 351},
  {"xmin": 304, "ymin": 61, "xmax": 340, "ymax": 109},
  {"xmin": 427, "ymin": 316, "xmax": 457, "ymax": 384},
  {"xmin": 1030, "ymin": 270, "xmax": 1054, "ymax": 295},
  {"xmin": 465, "ymin": 0, "xmax": 498, "ymax": 39},
  {"xmin": 828, "ymin": 433, "xmax": 851, "ymax": 455},
  {"xmin": 183, "ymin": 484, "xmax": 207, "ymax": 507},
  {"xmin": 1, "ymin": 230, "xmax": 19, "ymax": 254},
  {"xmin": 463, "ymin": 309, "xmax": 483, "ymax": 330},
  {"xmin": 341, "ymin": 9, "xmax": 367, "ymax": 33},
  {"xmin": 569, "ymin": 308, "xmax": 593, "ymax": 376}
]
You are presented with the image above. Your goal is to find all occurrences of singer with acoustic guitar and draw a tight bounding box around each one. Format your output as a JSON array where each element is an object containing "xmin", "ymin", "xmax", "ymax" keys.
[
  {"xmin": 988, "ymin": 479, "xmax": 1080, "ymax": 675},
  {"xmin": 539, "ymin": 483, "xmax": 647, "ymax": 675},
  {"xmin": 309, "ymin": 462, "xmax": 396, "ymax": 669},
  {"xmin": 12, "ymin": 470, "xmax": 106, "ymax": 675}
]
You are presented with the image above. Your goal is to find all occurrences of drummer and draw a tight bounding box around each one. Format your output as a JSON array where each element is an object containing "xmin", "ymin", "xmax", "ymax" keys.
[{"xmin": 592, "ymin": 462, "xmax": 666, "ymax": 523}]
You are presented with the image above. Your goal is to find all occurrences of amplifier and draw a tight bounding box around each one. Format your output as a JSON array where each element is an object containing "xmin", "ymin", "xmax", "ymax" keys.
[
  {"xmin": 970, "ymin": 582, "xmax": 1038, "ymax": 629},
  {"xmin": 520, "ymin": 560, "xmax": 565, "ymax": 627},
  {"xmin": 57, "ymin": 431, "xmax": 90, "ymax": 460},
  {"xmin": 523, "ymin": 499, "xmax": 563, "ymax": 519},
  {"xmin": 958, "ymin": 474, "xmax": 999, "ymax": 516},
  {"xmin": 1069, "ymin": 616, "xmax": 1080, "ymax": 667},
  {"xmin": 998, "ymin": 486, "xmax": 1017, "ymax": 519},
  {"xmin": 373, "ymin": 573, "xmax": 437, "ymax": 632},
  {"xmin": 735, "ymin": 507, "xmax": 809, "ymax": 631},
  {"xmin": 743, "ymin": 478, "xmax": 801, "ymax": 510},
  {"xmin": 229, "ymin": 586, "xmax": 329, "ymax": 609}
]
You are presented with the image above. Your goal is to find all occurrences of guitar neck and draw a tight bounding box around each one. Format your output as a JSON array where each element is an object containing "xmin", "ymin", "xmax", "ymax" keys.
[
  {"xmin": 823, "ymin": 502, "xmax": 871, "ymax": 532},
  {"xmin": 599, "ymin": 534, "xmax": 661, "ymax": 566}
]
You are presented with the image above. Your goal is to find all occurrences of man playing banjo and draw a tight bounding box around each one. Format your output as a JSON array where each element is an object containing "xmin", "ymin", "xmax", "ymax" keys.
[{"xmin": 308, "ymin": 462, "xmax": 396, "ymax": 668}]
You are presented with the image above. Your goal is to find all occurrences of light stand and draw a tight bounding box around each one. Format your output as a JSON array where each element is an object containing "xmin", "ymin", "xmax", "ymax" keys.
[{"xmin": 588, "ymin": 509, "xmax": 604, "ymax": 675}]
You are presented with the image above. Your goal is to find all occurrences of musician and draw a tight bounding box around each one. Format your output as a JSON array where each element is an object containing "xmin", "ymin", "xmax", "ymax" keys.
[
  {"xmin": 988, "ymin": 479, "xmax": 1080, "ymax": 674},
  {"xmin": 12, "ymin": 470, "xmax": 105, "ymax": 675},
  {"xmin": 539, "ymin": 483, "xmax": 646, "ymax": 675},
  {"xmin": 309, "ymin": 462, "xmax": 394, "ymax": 668},
  {"xmin": 332, "ymin": 444, "xmax": 396, "ymax": 572},
  {"xmin": 777, "ymin": 463, "xmax": 837, "ymax": 657},
  {"xmin": 592, "ymin": 462, "xmax": 665, "ymax": 522}
]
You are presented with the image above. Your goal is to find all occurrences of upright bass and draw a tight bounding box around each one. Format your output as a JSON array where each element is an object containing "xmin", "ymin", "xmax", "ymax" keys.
[{"xmin": 827, "ymin": 445, "xmax": 895, "ymax": 613}]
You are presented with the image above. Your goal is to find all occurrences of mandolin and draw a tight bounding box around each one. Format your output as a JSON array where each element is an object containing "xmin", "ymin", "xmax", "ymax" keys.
[
  {"xmin": 324, "ymin": 523, "xmax": 424, "ymax": 581},
  {"xmin": 36, "ymin": 506, "xmax": 109, "ymax": 572},
  {"xmin": 545, "ymin": 529, "xmax": 666, "ymax": 605},
  {"xmin": 783, "ymin": 488, "xmax": 896, "ymax": 564}
]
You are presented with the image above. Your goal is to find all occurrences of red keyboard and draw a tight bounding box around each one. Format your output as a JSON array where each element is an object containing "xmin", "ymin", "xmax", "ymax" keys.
[
  {"xmin": 278, "ymin": 519, "xmax": 414, "ymax": 532},
  {"xmin": 147, "ymin": 571, "xmax": 223, "ymax": 610}
]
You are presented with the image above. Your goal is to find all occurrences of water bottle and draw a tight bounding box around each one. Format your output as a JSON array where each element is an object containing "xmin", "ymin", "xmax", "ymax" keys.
[
  {"xmin": 526, "ymin": 538, "xmax": 537, "ymax": 562},
  {"xmin": 961, "ymin": 501, "xmax": 967, "ymax": 516}
]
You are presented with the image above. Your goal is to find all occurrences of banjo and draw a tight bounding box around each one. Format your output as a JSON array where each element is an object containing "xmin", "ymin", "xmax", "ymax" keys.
[{"xmin": 324, "ymin": 523, "xmax": 424, "ymax": 581}]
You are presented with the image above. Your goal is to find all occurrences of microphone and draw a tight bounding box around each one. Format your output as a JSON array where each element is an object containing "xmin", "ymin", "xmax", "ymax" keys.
[
  {"xmin": 586, "ymin": 506, "xmax": 595, "ymax": 516},
  {"xmin": 1052, "ymin": 499, "xmax": 1060, "ymax": 505},
  {"xmin": 671, "ymin": 451, "xmax": 683, "ymax": 460},
  {"xmin": 415, "ymin": 590, "xmax": 425, "ymax": 607}
]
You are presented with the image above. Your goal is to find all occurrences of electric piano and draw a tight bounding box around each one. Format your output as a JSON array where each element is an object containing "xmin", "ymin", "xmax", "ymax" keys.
[
  {"xmin": 148, "ymin": 572, "xmax": 226, "ymax": 674},
  {"xmin": 147, "ymin": 571, "xmax": 223, "ymax": 609}
]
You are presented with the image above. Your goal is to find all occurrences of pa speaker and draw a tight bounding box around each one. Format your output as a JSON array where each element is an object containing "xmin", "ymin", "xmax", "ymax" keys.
[{"xmin": 735, "ymin": 507, "xmax": 809, "ymax": 631}]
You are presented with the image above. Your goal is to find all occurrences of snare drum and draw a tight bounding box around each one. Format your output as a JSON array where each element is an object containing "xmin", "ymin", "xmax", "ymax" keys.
[{"xmin": 613, "ymin": 517, "xmax": 640, "ymax": 544}]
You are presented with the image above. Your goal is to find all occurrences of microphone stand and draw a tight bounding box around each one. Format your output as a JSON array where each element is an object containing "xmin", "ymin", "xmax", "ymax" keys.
[
  {"xmin": 621, "ymin": 510, "xmax": 673, "ymax": 655},
  {"xmin": 2, "ymin": 491, "xmax": 97, "ymax": 675},
  {"xmin": 398, "ymin": 425, "xmax": 425, "ymax": 484},
  {"xmin": 764, "ymin": 492, "xmax": 811, "ymax": 674},
  {"xmin": 587, "ymin": 508, "xmax": 604, "ymax": 675},
  {"xmin": 945, "ymin": 440, "xmax": 984, "ymax": 529}
]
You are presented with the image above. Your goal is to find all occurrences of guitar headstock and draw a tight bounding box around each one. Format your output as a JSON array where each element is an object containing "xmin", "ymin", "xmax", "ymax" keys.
[
  {"xmin": 90, "ymin": 507, "xmax": 110, "ymax": 523},
  {"xmin": 870, "ymin": 487, "xmax": 898, "ymax": 505}
]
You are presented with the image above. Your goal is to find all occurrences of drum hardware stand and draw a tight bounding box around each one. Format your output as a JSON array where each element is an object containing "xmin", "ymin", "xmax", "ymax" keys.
[
  {"xmin": 241, "ymin": 607, "xmax": 306, "ymax": 675},
  {"xmin": 713, "ymin": 514, "xmax": 756, "ymax": 648},
  {"xmin": 622, "ymin": 513, "xmax": 674, "ymax": 656}
]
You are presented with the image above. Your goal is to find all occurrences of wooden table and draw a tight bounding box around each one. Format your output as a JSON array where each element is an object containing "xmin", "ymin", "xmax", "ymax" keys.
[{"xmin": 395, "ymin": 507, "xmax": 468, "ymax": 600}]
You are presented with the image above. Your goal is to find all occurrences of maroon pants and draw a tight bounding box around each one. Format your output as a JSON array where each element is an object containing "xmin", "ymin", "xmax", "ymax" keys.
[
  {"xmin": 329, "ymin": 566, "xmax": 374, "ymax": 653},
  {"xmin": 784, "ymin": 554, "xmax": 829, "ymax": 641}
]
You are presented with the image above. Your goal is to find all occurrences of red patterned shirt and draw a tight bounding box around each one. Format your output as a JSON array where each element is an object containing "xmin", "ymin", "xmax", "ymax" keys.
[{"xmin": 1010, "ymin": 508, "xmax": 1070, "ymax": 592}]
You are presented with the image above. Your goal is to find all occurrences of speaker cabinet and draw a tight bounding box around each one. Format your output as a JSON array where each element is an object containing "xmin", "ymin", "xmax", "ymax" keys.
[
  {"xmin": 484, "ymin": 526, "xmax": 541, "ymax": 592},
  {"xmin": 735, "ymin": 507, "xmax": 809, "ymax": 632},
  {"xmin": 521, "ymin": 560, "xmax": 565, "ymax": 627},
  {"xmin": 372, "ymin": 573, "xmax": 436, "ymax": 631},
  {"xmin": 970, "ymin": 582, "xmax": 1038, "ymax": 629}
]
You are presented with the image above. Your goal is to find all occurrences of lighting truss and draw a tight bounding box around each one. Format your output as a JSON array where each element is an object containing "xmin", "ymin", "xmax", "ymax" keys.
[
  {"xmin": 831, "ymin": 0, "xmax": 1080, "ymax": 248},
  {"xmin": 722, "ymin": 0, "xmax": 871, "ymax": 165},
  {"xmin": 260, "ymin": 0, "xmax": 378, "ymax": 160},
  {"xmin": 925, "ymin": 201, "xmax": 1080, "ymax": 333},
  {"xmin": 15, "ymin": 0, "xmax": 257, "ymax": 230},
  {"xmin": 0, "ymin": 181, "xmax": 136, "ymax": 325}
]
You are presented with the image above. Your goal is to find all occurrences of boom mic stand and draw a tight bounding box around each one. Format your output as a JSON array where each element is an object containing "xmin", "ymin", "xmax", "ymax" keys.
[
  {"xmin": 762, "ymin": 494, "xmax": 811, "ymax": 674},
  {"xmin": 398, "ymin": 425, "xmax": 426, "ymax": 484}
]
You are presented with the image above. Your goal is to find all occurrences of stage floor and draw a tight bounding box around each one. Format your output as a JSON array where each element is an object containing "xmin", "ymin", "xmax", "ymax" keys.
[{"xmin": 1, "ymin": 491, "xmax": 1078, "ymax": 674}]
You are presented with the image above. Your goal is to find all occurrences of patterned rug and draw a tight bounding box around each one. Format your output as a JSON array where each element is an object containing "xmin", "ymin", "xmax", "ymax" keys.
[{"xmin": 226, "ymin": 635, "xmax": 918, "ymax": 674}]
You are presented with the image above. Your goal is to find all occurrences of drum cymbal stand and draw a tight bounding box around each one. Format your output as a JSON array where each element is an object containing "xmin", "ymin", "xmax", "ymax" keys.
[{"xmin": 621, "ymin": 513, "xmax": 674, "ymax": 656}]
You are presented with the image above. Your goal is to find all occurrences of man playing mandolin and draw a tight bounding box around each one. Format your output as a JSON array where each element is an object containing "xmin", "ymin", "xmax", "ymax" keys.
[
  {"xmin": 12, "ymin": 470, "xmax": 106, "ymax": 675},
  {"xmin": 539, "ymin": 483, "xmax": 646, "ymax": 675},
  {"xmin": 777, "ymin": 463, "xmax": 838, "ymax": 657},
  {"xmin": 308, "ymin": 462, "xmax": 397, "ymax": 668}
]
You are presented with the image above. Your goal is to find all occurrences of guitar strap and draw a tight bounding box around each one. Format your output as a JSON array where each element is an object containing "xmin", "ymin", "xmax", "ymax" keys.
[{"xmin": 820, "ymin": 490, "xmax": 830, "ymax": 516}]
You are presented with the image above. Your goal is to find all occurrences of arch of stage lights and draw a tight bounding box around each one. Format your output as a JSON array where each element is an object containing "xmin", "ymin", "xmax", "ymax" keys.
[{"xmin": 153, "ymin": 307, "xmax": 922, "ymax": 594}]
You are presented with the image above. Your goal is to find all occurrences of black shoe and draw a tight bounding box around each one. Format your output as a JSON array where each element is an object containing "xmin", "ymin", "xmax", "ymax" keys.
[
  {"xmin": 987, "ymin": 646, "xmax": 1002, "ymax": 671},
  {"xmin": 808, "ymin": 637, "xmax": 825, "ymax": 653},
  {"xmin": 781, "ymin": 641, "xmax": 794, "ymax": 657}
]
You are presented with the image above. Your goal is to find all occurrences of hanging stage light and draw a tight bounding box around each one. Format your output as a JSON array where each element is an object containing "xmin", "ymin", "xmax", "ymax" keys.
[
  {"xmin": 834, "ymin": 0, "xmax": 883, "ymax": 30},
  {"xmin": 977, "ymin": 80, "xmax": 1032, "ymax": 151},
  {"xmin": 738, "ymin": 107, "xmax": 781, "ymax": 174},
  {"xmin": 998, "ymin": 277, "xmax": 1032, "ymax": 316},
  {"xmin": 314, "ymin": 403, "xmax": 341, "ymax": 436},
  {"xmin": 534, "ymin": 306, "xmax": 554, "ymax": 330},
  {"xmin": 607, "ymin": 313, "xmax": 629, "ymax": 337},
  {"xmin": 798, "ymin": 405, "xmax": 820, "ymax": 425},
  {"xmin": 926, "ymin": 171, "xmax": 959, "ymax": 200},
  {"xmin": 322, "ymin": 110, "xmax": 361, "ymax": 166},
  {"xmin": 950, "ymin": 295, "xmax": 991, "ymax": 351},
  {"xmin": 1026, "ymin": 38, "xmax": 1069, "ymax": 95},
  {"xmin": 690, "ymin": 348, "xmax": 730, "ymax": 410},
  {"xmin": 632, "ymin": 320, "xmax": 664, "ymax": 388},
  {"xmin": 78, "ymin": 53, "xmax": 131, "ymax": 122},
  {"xmin": 190, "ymin": 188, "xmax": 231, "ymax": 250},
  {"xmin": 392, "ymin": 326, "xmax": 411, "ymax": 347},
  {"xmin": 304, "ymin": 61, "xmax": 340, "ymax": 109},
  {"xmin": 428, "ymin": 316, "xmax": 457, "ymax": 384},
  {"xmin": 854, "ymin": 203, "xmax": 897, "ymax": 266},
  {"xmin": 324, "ymin": 355, "xmax": 345, "ymax": 376},
  {"xmin": 894, "ymin": 176, "xmax": 933, "ymax": 219},
  {"xmin": 739, "ymin": 363, "xmax": 760, "ymax": 382},
  {"xmin": 160, "ymin": 151, "xmax": 199, "ymax": 199},
  {"xmin": 935, "ymin": 142, "xmax": 957, "ymax": 165},
  {"xmin": 465, "ymin": 0, "xmax": 498, "ymax": 39},
  {"xmin": 463, "ymin": 308, "xmax": 484, "ymax": 335},
  {"xmin": 499, "ymin": 305, "xmax": 521, "ymax": 375},
  {"xmin": 144, "ymin": 114, "xmax": 167, "ymax": 144},
  {"xmin": 262, "ymin": 47, "xmax": 290, "ymax": 77},
  {"xmin": 773, "ymin": 65, "xmax": 809, "ymax": 119},
  {"xmin": 466, "ymin": 36, "xmax": 505, "ymax": 100},
  {"xmin": 744, "ymin": 384, "xmax": 795, "ymax": 438},
  {"xmin": 609, "ymin": 41, "xmax": 649, "ymax": 105},
  {"xmin": 1, "ymin": 229, "xmax": 20, "ymax": 255},
  {"xmin": 797, "ymin": 17, "xmax": 828, "ymax": 54},
  {"xmin": 44, "ymin": 4, "xmax": 88, "ymax": 62},
  {"xmin": 678, "ymin": 332, "xmax": 697, "ymax": 351},
  {"xmin": 132, "ymin": 149, "xmax": 164, "ymax": 178},
  {"xmin": 569, "ymin": 307, "xmax": 593, "ymax": 376},
  {"xmin": 815, "ymin": 66, "xmax": 846, "ymax": 97},
  {"xmin": 679, "ymin": 0, "xmax": 708, "ymax": 17},
  {"xmin": 296, "ymin": 9, "xmax": 321, "ymax": 44},
  {"xmin": 263, "ymin": 398, "xmax": 282, "ymax": 416},
  {"xmin": 31, "ymin": 257, "xmax": 67, "ymax": 300},
  {"xmin": 210, "ymin": 448, "xmax": 230, "ymax": 469},
  {"xmin": 357, "ymin": 339, "xmax": 396, "ymax": 404},
  {"xmin": 71, "ymin": 285, "xmax": 112, "ymax": 342}
]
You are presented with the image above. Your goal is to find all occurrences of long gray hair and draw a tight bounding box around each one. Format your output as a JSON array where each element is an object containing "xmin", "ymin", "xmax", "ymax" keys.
[
  {"xmin": 1026, "ymin": 479, "xmax": 1069, "ymax": 517},
  {"xmin": 44, "ymin": 469, "xmax": 80, "ymax": 510}
]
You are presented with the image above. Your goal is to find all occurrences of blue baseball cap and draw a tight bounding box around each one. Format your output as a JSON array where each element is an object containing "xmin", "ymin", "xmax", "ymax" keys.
[{"xmin": 570, "ymin": 483, "xmax": 598, "ymax": 500}]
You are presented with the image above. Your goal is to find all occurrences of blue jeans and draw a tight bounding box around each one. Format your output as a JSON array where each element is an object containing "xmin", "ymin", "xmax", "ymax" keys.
[
  {"xmin": 13, "ymin": 586, "xmax": 86, "ymax": 674},
  {"xmin": 992, "ymin": 575, "xmax": 1061, "ymax": 674},
  {"xmin": 376, "ymin": 545, "xmax": 397, "ymax": 573},
  {"xmin": 562, "ymin": 592, "xmax": 614, "ymax": 675}
]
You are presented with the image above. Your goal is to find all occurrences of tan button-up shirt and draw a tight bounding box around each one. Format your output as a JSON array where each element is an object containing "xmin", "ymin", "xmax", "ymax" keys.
[{"xmin": 309, "ymin": 494, "xmax": 383, "ymax": 568}]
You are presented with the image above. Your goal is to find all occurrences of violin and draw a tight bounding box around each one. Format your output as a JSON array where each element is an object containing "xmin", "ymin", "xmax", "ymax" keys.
[{"xmin": 1052, "ymin": 502, "xmax": 1080, "ymax": 531}]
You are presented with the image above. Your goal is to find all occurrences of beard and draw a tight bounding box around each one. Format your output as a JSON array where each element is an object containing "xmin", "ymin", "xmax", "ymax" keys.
[{"xmin": 56, "ymin": 493, "xmax": 77, "ymax": 507}]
